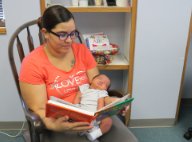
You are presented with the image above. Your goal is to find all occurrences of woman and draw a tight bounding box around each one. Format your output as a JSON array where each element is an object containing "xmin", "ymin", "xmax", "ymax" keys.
[{"xmin": 19, "ymin": 5, "xmax": 137, "ymax": 142}]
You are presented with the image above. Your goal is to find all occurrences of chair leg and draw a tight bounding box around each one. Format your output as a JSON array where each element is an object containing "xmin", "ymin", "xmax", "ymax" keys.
[
  {"xmin": 27, "ymin": 121, "xmax": 41, "ymax": 142},
  {"xmin": 184, "ymin": 127, "xmax": 192, "ymax": 140},
  {"xmin": 23, "ymin": 129, "xmax": 31, "ymax": 142}
]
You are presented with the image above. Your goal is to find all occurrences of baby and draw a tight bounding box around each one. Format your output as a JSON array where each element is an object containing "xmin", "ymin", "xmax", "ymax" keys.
[{"xmin": 74, "ymin": 74, "xmax": 112, "ymax": 141}]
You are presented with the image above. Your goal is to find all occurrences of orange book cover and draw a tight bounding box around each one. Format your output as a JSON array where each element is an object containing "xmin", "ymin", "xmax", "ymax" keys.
[{"xmin": 46, "ymin": 102, "xmax": 97, "ymax": 123}]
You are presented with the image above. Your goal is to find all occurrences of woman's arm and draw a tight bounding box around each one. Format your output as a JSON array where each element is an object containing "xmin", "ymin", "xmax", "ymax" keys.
[
  {"xmin": 86, "ymin": 66, "xmax": 99, "ymax": 82},
  {"xmin": 20, "ymin": 81, "xmax": 47, "ymax": 120},
  {"xmin": 19, "ymin": 81, "xmax": 93, "ymax": 132},
  {"xmin": 104, "ymin": 96, "xmax": 119, "ymax": 106}
]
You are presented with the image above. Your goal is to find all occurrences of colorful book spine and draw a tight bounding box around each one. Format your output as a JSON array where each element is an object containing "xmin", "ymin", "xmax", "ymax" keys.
[
  {"xmin": 127, "ymin": 0, "xmax": 131, "ymax": 7},
  {"xmin": 85, "ymin": 38, "xmax": 90, "ymax": 49}
]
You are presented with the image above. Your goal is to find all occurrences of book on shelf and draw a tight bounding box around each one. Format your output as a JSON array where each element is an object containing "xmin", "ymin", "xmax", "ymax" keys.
[
  {"xmin": 127, "ymin": 0, "xmax": 131, "ymax": 7},
  {"xmin": 46, "ymin": 94, "xmax": 134, "ymax": 123},
  {"xmin": 83, "ymin": 33, "xmax": 113, "ymax": 50},
  {"xmin": 46, "ymin": 3, "xmax": 63, "ymax": 8}
]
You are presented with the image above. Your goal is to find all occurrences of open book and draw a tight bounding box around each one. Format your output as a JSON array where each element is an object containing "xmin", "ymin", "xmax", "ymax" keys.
[{"xmin": 46, "ymin": 94, "xmax": 134, "ymax": 123}]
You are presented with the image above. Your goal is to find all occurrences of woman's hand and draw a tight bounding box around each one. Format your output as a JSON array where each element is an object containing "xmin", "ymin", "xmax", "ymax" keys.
[
  {"xmin": 104, "ymin": 96, "xmax": 119, "ymax": 106},
  {"xmin": 120, "ymin": 105, "xmax": 130, "ymax": 116},
  {"xmin": 44, "ymin": 116, "xmax": 94, "ymax": 132},
  {"xmin": 20, "ymin": 82, "xmax": 93, "ymax": 132},
  {"xmin": 104, "ymin": 96, "xmax": 130, "ymax": 116}
]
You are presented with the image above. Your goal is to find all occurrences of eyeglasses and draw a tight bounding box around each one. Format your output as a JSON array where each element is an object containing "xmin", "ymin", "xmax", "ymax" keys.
[{"xmin": 49, "ymin": 31, "xmax": 79, "ymax": 41}]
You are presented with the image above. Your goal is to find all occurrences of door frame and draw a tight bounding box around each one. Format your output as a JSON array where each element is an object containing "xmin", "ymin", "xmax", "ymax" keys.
[{"xmin": 175, "ymin": 13, "xmax": 192, "ymax": 124}]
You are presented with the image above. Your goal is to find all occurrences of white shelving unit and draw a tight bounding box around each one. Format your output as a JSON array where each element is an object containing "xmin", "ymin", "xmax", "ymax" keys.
[
  {"xmin": 40, "ymin": 0, "xmax": 137, "ymax": 126},
  {"xmin": 97, "ymin": 55, "xmax": 129, "ymax": 70}
]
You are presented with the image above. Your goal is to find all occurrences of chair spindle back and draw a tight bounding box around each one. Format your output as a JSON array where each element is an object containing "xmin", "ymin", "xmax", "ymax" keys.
[{"xmin": 8, "ymin": 19, "xmax": 85, "ymax": 99}]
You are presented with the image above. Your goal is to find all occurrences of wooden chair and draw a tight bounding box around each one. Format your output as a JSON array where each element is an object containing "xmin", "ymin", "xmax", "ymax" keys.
[{"xmin": 8, "ymin": 19, "xmax": 127, "ymax": 142}]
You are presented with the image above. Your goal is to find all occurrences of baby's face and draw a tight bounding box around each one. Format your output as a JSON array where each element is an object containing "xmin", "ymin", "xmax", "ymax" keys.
[{"xmin": 91, "ymin": 75, "xmax": 110, "ymax": 90}]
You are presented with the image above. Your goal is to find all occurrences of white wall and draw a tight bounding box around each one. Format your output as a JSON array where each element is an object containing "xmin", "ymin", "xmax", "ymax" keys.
[
  {"xmin": 182, "ymin": 33, "xmax": 192, "ymax": 98},
  {"xmin": 0, "ymin": 0, "xmax": 41, "ymax": 121},
  {"xmin": 0, "ymin": 1, "xmax": 124, "ymax": 121},
  {"xmin": 1, "ymin": 0, "xmax": 192, "ymax": 122},
  {"xmin": 131, "ymin": 0, "xmax": 192, "ymax": 119}
]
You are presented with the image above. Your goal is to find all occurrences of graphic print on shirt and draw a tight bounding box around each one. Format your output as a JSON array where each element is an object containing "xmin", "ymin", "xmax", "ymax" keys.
[{"xmin": 49, "ymin": 71, "xmax": 88, "ymax": 96}]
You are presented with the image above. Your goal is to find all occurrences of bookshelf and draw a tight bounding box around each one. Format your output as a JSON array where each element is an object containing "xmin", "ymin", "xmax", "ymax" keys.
[
  {"xmin": 97, "ymin": 55, "xmax": 129, "ymax": 70},
  {"xmin": 66, "ymin": 6, "xmax": 132, "ymax": 12},
  {"xmin": 39, "ymin": 0, "xmax": 137, "ymax": 126}
]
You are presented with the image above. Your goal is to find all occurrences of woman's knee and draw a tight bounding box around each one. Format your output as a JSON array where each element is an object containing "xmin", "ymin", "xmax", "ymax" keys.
[{"xmin": 98, "ymin": 116, "xmax": 138, "ymax": 142}]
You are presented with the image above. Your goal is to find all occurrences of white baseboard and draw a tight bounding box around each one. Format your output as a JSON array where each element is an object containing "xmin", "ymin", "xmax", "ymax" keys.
[
  {"xmin": 128, "ymin": 118, "xmax": 177, "ymax": 128},
  {"xmin": 0, "ymin": 117, "xmax": 178, "ymax": 129},
  {"xmin": 0, "ymin": 121, "xmax": 28, "ymax": 130}
]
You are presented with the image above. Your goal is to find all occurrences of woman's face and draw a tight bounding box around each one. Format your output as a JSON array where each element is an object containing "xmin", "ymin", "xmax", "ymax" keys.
[{"xmin": 45, "ymin": 18, "xmax": 76, "ymax": 54}]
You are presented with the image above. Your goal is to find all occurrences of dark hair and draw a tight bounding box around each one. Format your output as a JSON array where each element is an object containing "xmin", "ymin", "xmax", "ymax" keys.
[
  {"xmin": 92, "ymin": 74, "xmax": 111, "ymax": 91},
  {"xmin": 37, "ymin": 5, "xmax": 74, "ymax": 31}
]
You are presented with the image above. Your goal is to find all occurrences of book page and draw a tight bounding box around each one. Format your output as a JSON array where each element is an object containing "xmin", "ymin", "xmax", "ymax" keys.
[
  {"xmin": 50, "ymin": 96, "xmax": 80, "ymax": 108},
  {"xmin": 98, "ymin": 94, "xmax": 130, "ymax": 111}
]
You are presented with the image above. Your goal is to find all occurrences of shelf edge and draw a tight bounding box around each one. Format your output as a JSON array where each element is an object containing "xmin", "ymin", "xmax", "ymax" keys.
[{"xmin": 67, "ymin": 7, "xmax": 132, "ymax": 12}]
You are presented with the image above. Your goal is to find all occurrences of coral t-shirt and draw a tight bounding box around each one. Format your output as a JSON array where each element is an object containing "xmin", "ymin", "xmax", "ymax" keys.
[{"xmin": 19, "ymin": 43, "xmax": 97, "ymax": 103}]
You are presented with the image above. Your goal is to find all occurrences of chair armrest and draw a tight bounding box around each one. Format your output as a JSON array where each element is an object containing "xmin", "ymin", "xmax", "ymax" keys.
[
  {"xmin": 24, "ymin": 108, "xmax": 45, "ymax": 135},
  {"xmin": 108, "ymin": 90, "xmax": 128, "ymax": 98}
]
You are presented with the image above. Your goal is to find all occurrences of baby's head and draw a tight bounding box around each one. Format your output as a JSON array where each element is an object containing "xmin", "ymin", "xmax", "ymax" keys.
[{"xmin": 90, "ymin": 74, "xmax": 111, "ymax": 91}]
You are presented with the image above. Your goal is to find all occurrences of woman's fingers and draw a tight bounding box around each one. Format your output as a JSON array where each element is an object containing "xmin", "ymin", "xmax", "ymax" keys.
[
  {"xmin": 56, "ymin": 116, "xmax": 94, "ymax": 132},
  {"xmin": 120, "ymin": 105, "xmax": 130, "ymax": 116},
  {"xmin": 125, "ymin": 106, "xmax": 129, "ymax": 111},
  {"xmin": 71, "ymin": 125, "xmax": 94, "ymax": 132},
  {"xmin": 58, "ymin": 115, "xmax": 69, "ymax": 122},
  {"xmin": 68, "ymin": 122, "xmax": 94, "ymax": 132},
  {"xmin": 105, "ymin": 96, "xmax": 119, "ymax": 106}
]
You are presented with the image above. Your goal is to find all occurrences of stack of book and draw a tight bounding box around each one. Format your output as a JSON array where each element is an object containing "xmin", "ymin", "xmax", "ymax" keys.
[{"xmin": 83, "ymin": 32, "xmax": 113, "ymax": 50}]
